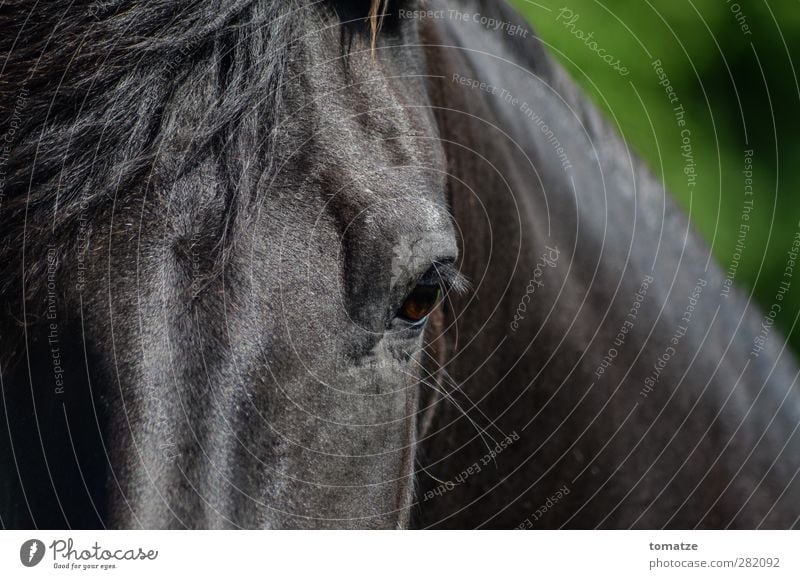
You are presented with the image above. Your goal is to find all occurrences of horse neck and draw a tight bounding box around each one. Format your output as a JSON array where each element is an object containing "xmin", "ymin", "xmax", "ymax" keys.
[{"xmin": 416, "ymin": 0, "xmax": 800, "ymax": 528}]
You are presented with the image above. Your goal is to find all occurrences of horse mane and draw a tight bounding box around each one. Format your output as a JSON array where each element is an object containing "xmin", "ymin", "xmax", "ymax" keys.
[{"xmin": 0, "ymin": 0, "xmax": 300, "ymax": 303}]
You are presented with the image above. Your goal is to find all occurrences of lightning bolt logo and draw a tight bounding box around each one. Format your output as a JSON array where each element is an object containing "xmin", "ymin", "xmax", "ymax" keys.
[
  {"xmin": 28, "ymin": 541, "xmax": 38, "ymax": 562},
  {"xmin": 20, "ymin": 539, "xmax": 45, "ymax": 567}
]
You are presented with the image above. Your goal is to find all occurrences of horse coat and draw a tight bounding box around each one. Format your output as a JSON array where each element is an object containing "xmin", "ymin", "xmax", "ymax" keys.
[{"xmin": 0, "ymin": 0, "xmax": 798, "ymax": 529}]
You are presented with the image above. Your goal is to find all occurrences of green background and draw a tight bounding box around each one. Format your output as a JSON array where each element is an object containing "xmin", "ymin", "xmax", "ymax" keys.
[{"xmin": 510, "ymin": 0, "xmax": 800, "ymax": 355}]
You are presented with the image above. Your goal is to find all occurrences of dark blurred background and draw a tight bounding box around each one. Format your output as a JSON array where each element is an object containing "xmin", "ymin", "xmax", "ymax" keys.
[{"xmin": 511, "ymin": 0, "xmax": 800, "ymax": 356}]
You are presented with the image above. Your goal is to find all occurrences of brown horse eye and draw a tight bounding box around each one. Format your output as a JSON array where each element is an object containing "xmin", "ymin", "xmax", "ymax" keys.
[{"xmin": 398, "ymin": 285, "xmax": 442, "ymax": 324}]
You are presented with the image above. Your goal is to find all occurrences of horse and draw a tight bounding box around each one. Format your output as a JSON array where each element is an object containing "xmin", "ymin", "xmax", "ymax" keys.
[{"xmin": 1, "ymin": 0, "xmax": 798, "ymax": 529}]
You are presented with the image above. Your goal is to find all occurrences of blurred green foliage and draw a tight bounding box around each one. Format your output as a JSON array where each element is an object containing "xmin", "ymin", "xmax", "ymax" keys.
[{"xmin": 510, "ymin": 0, "xmax": 800, "ymax": 355}]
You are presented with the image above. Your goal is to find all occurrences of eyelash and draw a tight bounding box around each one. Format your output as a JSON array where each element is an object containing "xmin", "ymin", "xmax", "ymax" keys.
[{"xmin": 394, "ymin": 262, "xmax": 467, "ymax": 328}]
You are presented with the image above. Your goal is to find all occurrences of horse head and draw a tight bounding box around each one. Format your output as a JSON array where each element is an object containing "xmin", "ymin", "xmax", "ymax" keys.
[{"xmin": 1, "ymin": 0, "xmax": 798, "ymax": 529}]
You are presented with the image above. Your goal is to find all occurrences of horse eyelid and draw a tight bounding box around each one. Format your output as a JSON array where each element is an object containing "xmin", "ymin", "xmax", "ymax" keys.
[{"xmin": 424, "ymin": 261, "xmax": 470, "ymax": 296}]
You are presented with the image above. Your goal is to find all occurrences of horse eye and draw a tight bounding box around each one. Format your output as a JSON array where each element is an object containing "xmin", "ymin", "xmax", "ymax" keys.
[{"xmin": 397, "ymin": 284, "xmax": 442, "ymax": 324}]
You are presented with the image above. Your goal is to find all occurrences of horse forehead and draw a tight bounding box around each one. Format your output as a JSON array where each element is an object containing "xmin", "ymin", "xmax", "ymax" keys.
[
  {"xmin": 358, "ymin": 194, "xmax": 450, "ymax": 230},
  {"xmin": 340, "ymin": 193, "xmax": 456, "ymax": 270},
  {"xmin": 292, "ymin": 24, "xmax": 436, "ymax": 130}
]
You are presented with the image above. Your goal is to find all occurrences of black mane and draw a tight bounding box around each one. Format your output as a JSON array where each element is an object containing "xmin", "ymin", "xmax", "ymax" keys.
[{"xmin": 0, "ymin": 0, "xmax": 297, "ymax": 301}]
